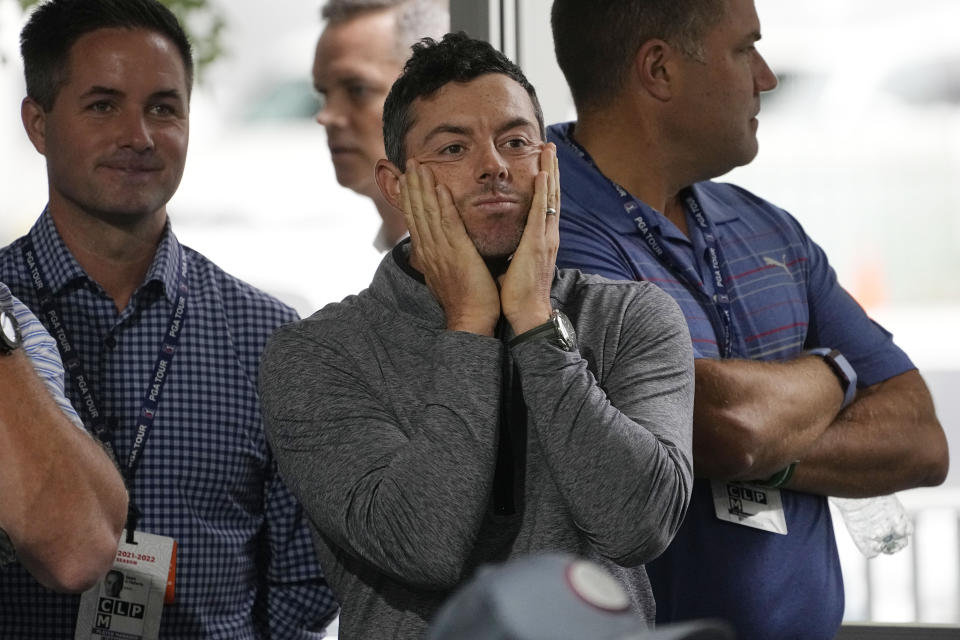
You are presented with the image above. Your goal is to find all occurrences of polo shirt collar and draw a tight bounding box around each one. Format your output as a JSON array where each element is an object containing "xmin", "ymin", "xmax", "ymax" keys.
[
  {"xmin": 688, "ymin": 182, "xmax": 741, "ymax": 225},
  {"xmin": 549, "ymin": 122, "xmax": 672, "ymax": 236}
]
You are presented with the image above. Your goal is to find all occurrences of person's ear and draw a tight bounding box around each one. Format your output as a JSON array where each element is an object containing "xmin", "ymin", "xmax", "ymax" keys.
[
  {"xmin": 375, "ymin": 159, "xmax": 404, "ymax": 211},
  {"xmin": 633, "ymin": 39, "xmax": 676, "ymax": 102},
  {"xmin": 21, "ymin": 97, "xmax": 48, "ymax": 155}
]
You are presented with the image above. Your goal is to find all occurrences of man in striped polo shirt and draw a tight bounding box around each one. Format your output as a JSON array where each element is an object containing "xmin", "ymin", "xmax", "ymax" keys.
[
  {"xmin": 0, "ymin": 281, "xmax": 127, "ymax": 592},
  {"xmin": 548, "ymin": 0, "xmax": 949, "ymax": 638}
]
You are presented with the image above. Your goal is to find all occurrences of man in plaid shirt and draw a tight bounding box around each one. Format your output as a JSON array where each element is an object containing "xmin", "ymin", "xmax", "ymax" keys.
[{"xmin": 0, "ymin": 0, "xmax": 337, "ymax": 637}]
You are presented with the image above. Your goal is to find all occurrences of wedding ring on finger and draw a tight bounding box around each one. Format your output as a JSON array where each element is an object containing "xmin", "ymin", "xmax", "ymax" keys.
[{"xmin": 545, "ymin": 207, "xmax": 558, "ymax": 216}]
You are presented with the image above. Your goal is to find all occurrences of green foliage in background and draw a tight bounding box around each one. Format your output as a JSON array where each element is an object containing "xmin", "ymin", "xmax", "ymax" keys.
[{"xmin": 16, "ymin": 0, "xmax": 226, "ymax": 76}]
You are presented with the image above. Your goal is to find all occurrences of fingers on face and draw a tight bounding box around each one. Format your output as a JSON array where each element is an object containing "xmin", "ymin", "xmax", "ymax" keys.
[
  {"xmin": 541, "ymin": 142, "xmax": 554, "ymax": 168},
  {"xmin": 552, "ymin": 150, "xmax": 561, "ymax": 213},
  {"xmin": 526, "ymin": 170, "xmax": 550, "ymax": 237},
  {"xmin": 542, "ymin": 145, "xmax": 560, "ymax": 249},
  {"xmin": 544, "ymin": 143, "xmax": 558, "ymax": 211},
  {"xmin": 436, "ymin": 182, "xmax": 455, "ymax": 216},
  {"xmin": 404, "ymin": 158, "xmax": 424, "ymax": 215},
  {"xmin": 537, "ymin": 144, "xmax": 559, "ymax": 230},
  {"xmin": 405, "ymin": 159, "xmax": 444, "ymax": 247},
  {"xmin": 538, "ymin": 143, "xmax": 559, "ymax": 207},
  {"xmin": 424, "ymin": 164, "xmax": 470, "ymax": 247},
  {"xmin": 418, "ymin": 162, "xmax": 441, "ymax": 222},
  {"xmin": 399, "ymin": 162, "xmax": 420, "ymax": 247},
  {"xmin": 406, "ymin": 159, "xmax": 468, "ymax": 254}
]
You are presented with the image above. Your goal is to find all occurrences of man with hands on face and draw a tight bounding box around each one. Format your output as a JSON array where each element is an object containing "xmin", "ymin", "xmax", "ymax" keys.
[
  {"xmin": 260, "ymin": 32, "xmax": 696, "ymax": 639},
  {"xmin": 0, "ymin": 0, "xmax": 337, "ymax": 636}
]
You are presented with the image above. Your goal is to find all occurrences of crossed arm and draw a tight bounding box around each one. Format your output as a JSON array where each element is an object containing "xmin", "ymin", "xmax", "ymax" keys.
[
  {"xmin": 694, "ymin": 357, "xmax": 947, "ymax": 496},
  {"xmin": 693, "ymin": 239, "xmax": 947, "ymax": 495},
  {"xmin": 556, "ymin": 200, "xmax": 948, "ymax": 498},
  {"xmin": 0, "ymin": 348, "xmax": 127, "ymax": 592}
]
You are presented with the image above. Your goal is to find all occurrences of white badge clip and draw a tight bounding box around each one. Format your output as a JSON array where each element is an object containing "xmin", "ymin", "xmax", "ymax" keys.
[
  {"xmin": 74, "ymin": 529, "xmax": 175, "ymax": 640},
  {"xmin": 711, "ymin": 480, "xmax": 788, "ymax": 535}
]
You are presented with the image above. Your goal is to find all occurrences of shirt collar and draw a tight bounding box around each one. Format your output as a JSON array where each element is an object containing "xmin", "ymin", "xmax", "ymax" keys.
[
  {"xmin": 688, "ymin": 182, "xmax": 741, "ymax": 224},
  {"xmin": 369, "ymin": 239, "xmax": 444, "ymax": 329},
  {"xmin": 549, "ymin": 122, "xmax": 645, "ymax": 236},
  {"xmin": 28, "ymin": 209, "xmax": 184, "ymax": 305},
  {"xmin": 147, "ymin": 221, "xmax": 184, "ymax": 305}
]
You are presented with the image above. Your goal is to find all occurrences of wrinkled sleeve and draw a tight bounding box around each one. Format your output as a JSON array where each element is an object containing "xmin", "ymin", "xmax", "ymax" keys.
[
  {"xmin": 1, "ymin": 285, "xmax": 84, "ymax": 565},
  {"xmin": 260, "ymin": 320, "xmax": 502, "ymax": 591},
  {"xmin": 512, "ymin": 282, "xmax": 694, "ymax": 566},
  {"xmin": 797, "ymin": 224, "xmax": 914, "ymax": 385},
  {"xmin": 8, "ymin": 287, "xmax": 83, "ymax": 430}
]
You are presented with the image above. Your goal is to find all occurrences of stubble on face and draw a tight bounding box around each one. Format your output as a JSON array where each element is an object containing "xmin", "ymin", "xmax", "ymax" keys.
[
  {"xmin": 668, "ymin": 0, "xmax": 776, "ymax": 181},
  {"xmin": 402, "ymin": 74, "xmax": 543, "ymax": 266},
  {"xmin": 451, "ymin": 180, "xmax": 531, "ymax": 262},
  {"xmin": 39, "ymin": 28, "xmax": 189, "ymax": 229}
]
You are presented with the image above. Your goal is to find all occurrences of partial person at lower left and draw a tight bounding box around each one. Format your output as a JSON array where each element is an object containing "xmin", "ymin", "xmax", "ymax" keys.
[{"xmin": 0, "ymin": 280, "xmax": 128, "ymax": 593}]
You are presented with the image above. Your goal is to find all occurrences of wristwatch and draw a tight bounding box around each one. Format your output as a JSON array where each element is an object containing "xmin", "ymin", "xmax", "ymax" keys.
[
  {"xmin": 0, "ymin": 298, "xmax": 21, "ymax": 355},
  {"xmin": 509, "ymin": 309, "xmax": 577, "ymax": 352},
  {"xmin": 806, "ymin": 347, "xmax": 857, "ymax": 410}
]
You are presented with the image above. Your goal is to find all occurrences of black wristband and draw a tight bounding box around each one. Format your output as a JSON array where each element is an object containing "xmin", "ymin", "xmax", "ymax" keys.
[
  {"xmin": 508, "ymin": 310, "xmax": 577, "ymax": 352},
  {"xmin": 509, "ymin": 320, "xmax": 555, "ymax": 348}
]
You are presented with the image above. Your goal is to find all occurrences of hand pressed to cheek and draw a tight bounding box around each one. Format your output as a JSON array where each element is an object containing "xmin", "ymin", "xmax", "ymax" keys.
[
  {"xmin": 499, "ymin": 144, "xmax": 561, "ymax": 335},
  {"xmin": 401, "ymin": 159, "xmax": 476, "ymax": 263},
  {"xmin": 399, "ymin": 159, "xmax": 435, "ymax": 260},
  {"xmin": 400, "ymin": 160, "xmax": 501, "ymax": 335}
]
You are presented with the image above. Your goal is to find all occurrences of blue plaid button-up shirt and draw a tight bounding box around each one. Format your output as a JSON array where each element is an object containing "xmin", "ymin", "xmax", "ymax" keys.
[{"xmin": 0, "ymin": 212, "xmax": 338, "ymax": 638}]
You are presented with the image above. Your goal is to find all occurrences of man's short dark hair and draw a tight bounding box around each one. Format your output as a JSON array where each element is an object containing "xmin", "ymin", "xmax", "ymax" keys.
[
  {"xmin": 20, "ymin": 0, "xmax": 194, "ymax": 111},
  {"xmin": 551, "ymin": 0, "xmax": 725, "ymax": 113},
  {"xmin": 382, "ymin": 31, "xmax": 545, "ymax": 169}
]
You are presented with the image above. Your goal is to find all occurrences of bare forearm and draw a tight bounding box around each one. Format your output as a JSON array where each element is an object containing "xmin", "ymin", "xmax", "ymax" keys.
[
  {"xmin": 787, "ymin": 369, "xmax": 948, "ymax": 496},
  {"xmin": 692, "ymin": 356, "xmax": 844, "ymax": 480},
  {"xmin": 0, "ymin": 350, "xmax": 127, "ymax": 592}
]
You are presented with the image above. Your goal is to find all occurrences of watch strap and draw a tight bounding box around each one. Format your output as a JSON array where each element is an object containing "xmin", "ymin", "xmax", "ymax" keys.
[
  {"xmin": 806, "ymin": 347, "xmax": 857, "ymax": 410},
  {"xmin": 509, "ymin": 319, "xmax": 555, "ymax": 348}
]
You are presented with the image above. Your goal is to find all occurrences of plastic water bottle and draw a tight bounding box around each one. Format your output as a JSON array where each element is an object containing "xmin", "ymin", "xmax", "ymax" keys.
[{"xmin": 830, "ymin": 494, "xmax": 913, "ymax": 558}]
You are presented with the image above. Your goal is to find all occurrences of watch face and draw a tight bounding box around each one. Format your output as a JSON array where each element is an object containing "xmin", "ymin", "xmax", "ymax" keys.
[
  {"xmin": 1, "ymin": 310, "xmax": 20, "ymax": 350},
  {"xmin": 552, "ymin": 310, "xmax": 577, "ymax": 351}
]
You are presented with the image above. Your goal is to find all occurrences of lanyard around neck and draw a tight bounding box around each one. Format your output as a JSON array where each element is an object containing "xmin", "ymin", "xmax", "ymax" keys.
[
  {"xmin": 559, "ymin": 134, "xmax": 734, "ymax": 357},
  {"xmin": 21, "ymin": 237, "xmax": 189, "ymax": 483}
]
